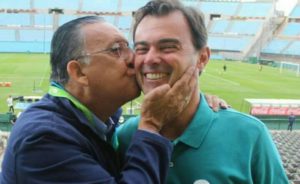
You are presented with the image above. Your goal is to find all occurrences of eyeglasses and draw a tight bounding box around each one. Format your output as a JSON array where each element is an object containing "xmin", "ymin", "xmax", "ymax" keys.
[{"xmin": 77, "ymin": 42, "xmax": 131, "ymax": 59}]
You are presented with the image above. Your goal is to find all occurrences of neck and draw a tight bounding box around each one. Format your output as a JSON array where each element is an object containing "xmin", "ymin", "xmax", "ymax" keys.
[
  {"xmin": 160, "ymin": 90, "xmax": 200, "ymax": 140},
  {"xmin": 65, "ymin": 83, "xmax": 120, "ymax": 122}
]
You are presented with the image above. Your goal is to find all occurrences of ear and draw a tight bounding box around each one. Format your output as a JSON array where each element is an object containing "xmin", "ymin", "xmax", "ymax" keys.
[
  {"xmin": 196, "ymin": 46, "xmax": 210, "ymax": 72},
  {"xmin": 67, "ymin": 60, "xmax": 89, "ymax": 86}
]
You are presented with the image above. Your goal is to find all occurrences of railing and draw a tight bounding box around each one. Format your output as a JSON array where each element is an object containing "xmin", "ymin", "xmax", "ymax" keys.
[{"xmin": 255, "ymin": 115, "xmax": 300, "ymax": 130}]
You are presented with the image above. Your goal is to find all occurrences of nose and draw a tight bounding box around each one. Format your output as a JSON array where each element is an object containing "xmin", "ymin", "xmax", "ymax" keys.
[{"xmin": 143, "ymin": 47, "xmax": 161, "ymax": 65}]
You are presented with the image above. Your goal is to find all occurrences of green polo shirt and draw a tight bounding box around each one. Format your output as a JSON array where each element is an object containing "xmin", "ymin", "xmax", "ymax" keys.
[{"xmin": 117, "ymin": 94, "xmax": 288, "ymax": 184}]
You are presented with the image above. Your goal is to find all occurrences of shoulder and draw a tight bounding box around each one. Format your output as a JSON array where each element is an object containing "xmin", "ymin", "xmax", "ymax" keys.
[
  {"xmin": 213, "ymin": 108, "xmax": 268, "ymax": 137},
  {"xmin": 9, "ymin": 96, "xmax": 84, "ymax": 152}
]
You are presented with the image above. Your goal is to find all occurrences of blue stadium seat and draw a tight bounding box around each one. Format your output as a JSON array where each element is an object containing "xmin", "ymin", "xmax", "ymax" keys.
[
  {"xmin": 34, "ymin": 0, "xmax": 79, "ymax": 10},
  {"xmin": 230, "ymin": 21, "xmax": 262, "ymax": 35},
  {"xmin": 262, "ymin": 39, "xmax": 290, "ymax": 54},
  {"xmin": 59, "ymin": 15, "xmax": 80, "ymax": 26},
  {"xmin": 290, "ymin": 5, "xmax": 300, "ymax": 18},
  {"xmin": 210, "ymin": 54, "xmax": 224, "ymax": 60},
  {"xmin": 82, "ymin": 0, "xmax": 118, "ymax": 12},
  {"xmin": 118, "ymin": 16, "xmax": 132, "ymax": 30},
  {"xmin": 282, "ymin": 23, "xmax": 300, "ymax": 36},
  {"xmin": 182, "ymin": 1, "xmax": 199, "ymax": 7},
  {"xmin": 210, "ymin": 20, "xmax": 229, "ymax": 34},
  {"xmin": 200, "ymin": 2, "xmax": 239, "ymax": 16},
  {"xmin": 282, "ymin": 41, "xmax": 300, "ymax": 56},
  {"xmin": 0, "ymin": 14, "xmax": 30, "ymax": 26},
  {"xmin": 238, "ymin": 3, "xmax": 272, "ymax": 17},
  {"xmin": 19, "ymin": 30, "xmax": 53, "ymax": 42},
  {"xmin": 121, "ymin": 0, "xmax": 149, "ymax": 12},
  {"xmin": 102, "ymin": 16, "xmax": 116, "ymax": 25},
  {"xmin": 208, "ymin": 36, "xmax": 251, "ymax": 51},
  {"xmin": 0, "ymin": 30, "xmax": 15, "ymax": 41},
  {"xmin": 0, "ymin": 41, "xmax": 50, "ymax": 53},
  {"xmin": 0, "ymin": 0, "xmax": 30, "ymax": 9},
  {"xmin": 34, "ymin": 14, "xmax": 53, "ymax": 26}
]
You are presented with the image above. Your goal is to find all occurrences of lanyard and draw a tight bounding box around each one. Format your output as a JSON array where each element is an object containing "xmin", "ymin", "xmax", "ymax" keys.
[
  {"xmin": 48, "ymin": 84, "xmax": 119, "ymax": 148},
  {"xmin": 48, "ymin": 85, "xmax": 96, "ymax": 129}
]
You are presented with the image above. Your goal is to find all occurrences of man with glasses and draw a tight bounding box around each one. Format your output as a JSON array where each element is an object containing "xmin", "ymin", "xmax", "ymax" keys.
[{"xmin": 1, "ymin": 16, "xmax": 199, "ymax": 183}]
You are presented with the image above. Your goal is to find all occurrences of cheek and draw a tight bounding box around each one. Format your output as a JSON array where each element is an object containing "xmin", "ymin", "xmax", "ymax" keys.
[
  {"xmin": 134, "ymin": 55, "xmax": 143, "ymax": 70},
  {"xmin": 168, "ymin": 56, "xmax": 196, "ymax": 85},
  {"xmin": 134, "ymin": 56, "xmax": 144, "ymax": 80}
]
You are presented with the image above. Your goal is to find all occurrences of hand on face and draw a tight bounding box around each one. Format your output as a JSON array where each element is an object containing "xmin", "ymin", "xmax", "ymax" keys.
[{"xmin": 138, "ymin": 66, "xmax": 198, "ymax": 133}]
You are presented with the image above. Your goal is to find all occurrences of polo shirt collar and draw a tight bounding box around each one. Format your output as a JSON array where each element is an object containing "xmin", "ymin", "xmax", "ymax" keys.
[{"xmin": 173, "ymin": 93, "xmax": 215, "ymax": 148}]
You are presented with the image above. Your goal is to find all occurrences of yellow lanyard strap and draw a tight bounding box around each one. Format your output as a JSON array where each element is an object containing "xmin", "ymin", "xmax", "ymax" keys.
[{"xmin": 48, "ymin": 85, "xmax": 95, "ymax": 128}]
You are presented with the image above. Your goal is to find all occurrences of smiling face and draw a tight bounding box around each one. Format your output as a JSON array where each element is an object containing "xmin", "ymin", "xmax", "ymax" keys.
[{"xmin": 134, "ymin": 11, "xmax": 208, "ymax": 94}]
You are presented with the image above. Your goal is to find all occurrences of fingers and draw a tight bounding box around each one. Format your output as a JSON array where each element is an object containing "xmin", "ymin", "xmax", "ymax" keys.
[
  {"xmin": 144, "ymin": 84, "xmax": 170, "ymax": 101},
  {"xmin": 219, "ymin": 100, "xmax": 230, "ymax": 109},
  {"xmin": 206, "ymin": 95, "xmax": 213, "ymax": 109},
  {"xmin": 207, "ymin": 95, "xmax": 219, "ymax": 112},
  {"xmin": 205, "ymin": 94, "xmax": 230, "ymax": 112},
  {"xmin": 139, "ymin": 84, "xmax": 171, "ymax": 133},
  {"xmin": 172, "ymin": 66, "xmax": 197, "ymax": 92},
  {"xmin": 169, "ymin": 66, "xmax": 198, "ymax": 105}
]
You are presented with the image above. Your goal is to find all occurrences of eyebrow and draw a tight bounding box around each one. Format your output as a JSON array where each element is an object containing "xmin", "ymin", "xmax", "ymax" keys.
[
  {"xmin": 111, "ymin": 37, "xmax": 128, "ymax": 45},
  {"xmin": 158, "ymin": 38, "xmax": 180, "ymax": 45},
  {"xmin": 134, "ymin": 38, "xmax": 180, "ymax": 48}
]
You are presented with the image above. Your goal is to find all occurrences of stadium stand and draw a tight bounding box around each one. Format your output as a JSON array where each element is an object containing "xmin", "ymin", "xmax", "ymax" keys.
[
  {"xmin": 200, "ymin": 1, "xmax": 239, "ymax": 16},
  {"xmin": 271, "ymin": 131, "xmax": 300, "ymax": 183},
  {"xmin": 0, "ymin": 0, "xmax": 298, "ymax": 63},
  {"xmin": 0, "ymin": 13, "xmax": 30, "ymax": 26},
  {"xmin": 34, "ymin": 14, "xmax": 53, "ymax": 26},
  {"xmin": 34, "ymin": 0, "xmax": 79, "ymax": 10},
  {"xmin": 237, "ymin": 2, "xmax": 273, "ymax": 17},
  {"xmin": 261, "ymin": 3, "xmax": 300, "ymax": 63},
  {"xmin": 0, "ymin": 0, "xmax": 30, "ymax": 9},
  {"xmin": 290, "ymin": 4, "xmax": 300, "ymax": 18}
]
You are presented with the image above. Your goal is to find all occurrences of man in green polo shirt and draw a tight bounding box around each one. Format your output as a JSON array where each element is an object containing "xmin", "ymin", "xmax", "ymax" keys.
[{"xmin": 117, "ymin": 0, "xmax": 288, "ymax": 183}]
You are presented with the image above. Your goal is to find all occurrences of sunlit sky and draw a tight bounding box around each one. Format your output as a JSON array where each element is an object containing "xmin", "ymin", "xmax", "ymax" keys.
[{"xmin": 276, "ymin": 0, "xmax": 298, "ymax": 15}]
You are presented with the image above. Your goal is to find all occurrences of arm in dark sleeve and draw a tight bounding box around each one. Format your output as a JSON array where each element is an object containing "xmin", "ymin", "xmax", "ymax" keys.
[
  {"xmin": 2, "ymin": 123, "xmax": 172, "ymax": 184},
  {"xmin": 120, "ymin": 130, "xmax": 172, "ymax": 184}
]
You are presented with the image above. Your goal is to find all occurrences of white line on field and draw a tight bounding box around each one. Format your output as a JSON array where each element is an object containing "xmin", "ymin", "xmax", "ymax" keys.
[
  {"xmin": 38, "ymin": 65, "xmax": 49, "ymax": 87},
  {"xmin": 205, "ymin": 73, "xmax": 240, "ymax": 86}
]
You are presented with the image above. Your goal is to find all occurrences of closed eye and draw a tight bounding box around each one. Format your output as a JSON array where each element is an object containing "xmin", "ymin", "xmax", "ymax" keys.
[
  {"xmin": 109, "ymin": 42, "xmax": 127, "ymax": 56},
  {"xmin": 135, "ymin": 47, "xmax": 149, "ymax": 54},
  {"xmin": 160, "ymin": 44, "xmax": 179, "ymax": 52}
]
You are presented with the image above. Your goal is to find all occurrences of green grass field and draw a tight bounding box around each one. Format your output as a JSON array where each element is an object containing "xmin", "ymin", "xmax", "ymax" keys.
[{"xmin": 0, "ymin": 53, "xmax": 299, "ymax": 115}]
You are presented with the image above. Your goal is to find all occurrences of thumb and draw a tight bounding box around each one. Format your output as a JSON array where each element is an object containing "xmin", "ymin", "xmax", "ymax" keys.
[{"xmin": 144, "ymin": 84, "xmax": 170, "ymax": 100}]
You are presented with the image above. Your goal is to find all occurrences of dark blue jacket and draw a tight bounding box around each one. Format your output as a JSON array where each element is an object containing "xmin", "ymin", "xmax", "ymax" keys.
[{"xmin": 1, "ymin": 94, "xmax": 172, "ymax": 184}]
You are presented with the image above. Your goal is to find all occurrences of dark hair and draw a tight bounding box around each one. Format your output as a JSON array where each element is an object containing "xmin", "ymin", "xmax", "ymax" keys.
[
  {"xmin": 133, "ymin": 0, "xmax": 207, "ymax": 50},
  {"xmin": 50, "ymin": 16, "xmax": 104, "ymax": 85}
]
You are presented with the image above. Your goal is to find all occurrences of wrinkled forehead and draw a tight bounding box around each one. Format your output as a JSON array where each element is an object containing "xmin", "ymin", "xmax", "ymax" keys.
[
  {"xmin": 135, "ymin": 11, "xmax": 193, "ymax": 45},
  {"xmin": 82, "ymin": 22, "xmax": 128, "ymax": 49}
]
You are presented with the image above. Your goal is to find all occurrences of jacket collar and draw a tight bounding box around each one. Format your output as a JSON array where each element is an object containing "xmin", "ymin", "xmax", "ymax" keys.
[{"xmin": 48, "ymin": 82, "xmax": 115, "ymax": 142}]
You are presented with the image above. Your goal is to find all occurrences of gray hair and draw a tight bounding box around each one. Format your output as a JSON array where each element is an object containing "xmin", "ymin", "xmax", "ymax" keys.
[
  {"xmin": 133, "ymin": 0, "xmax": 207, "ymax": 50},
  {"xmin": 50, "ymin": 16, "xmax": 105, "ymax": 85}
]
